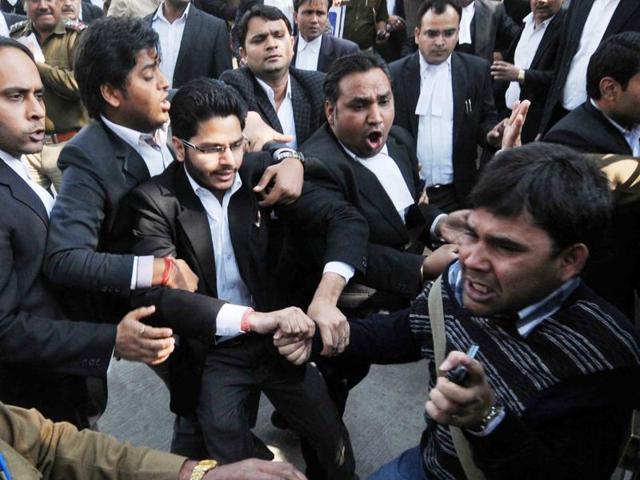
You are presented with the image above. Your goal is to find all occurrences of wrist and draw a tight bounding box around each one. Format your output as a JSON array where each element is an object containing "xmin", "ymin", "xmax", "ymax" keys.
[
  {"xmin": 241, "ymin": 308, "xmax": 255, "ymax": 332},
  {"xmin": 517, "ymin": 69, "xmax": 525, "ymax": 84},
  {"xmin": 178, "ymin": 460, "xmax": 197, "ymax": 480},
  {"xmin": 311, "ymin": 272, "xmax": 346, "ymax": 306}
]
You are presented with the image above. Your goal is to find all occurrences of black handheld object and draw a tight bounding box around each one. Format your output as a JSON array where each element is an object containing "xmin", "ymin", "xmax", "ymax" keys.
[{"xmin": 446, "ymin": 344, "xmax": 479, "ymax": 385}]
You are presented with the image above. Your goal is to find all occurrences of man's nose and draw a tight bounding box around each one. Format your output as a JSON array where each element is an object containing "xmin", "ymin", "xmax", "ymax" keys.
[
  {"xmin": 459, "ymin": 243, "xmax": 489, "ymax": 272},
  {"xmin": 367, "ymin": 104, "xmax": 383, "ymax": 124}
]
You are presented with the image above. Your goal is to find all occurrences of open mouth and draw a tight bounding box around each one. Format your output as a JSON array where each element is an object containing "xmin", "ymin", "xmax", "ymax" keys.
[
  {"xmin": 212, "ymin": 170, "xmax": 235, "ymax": 181},
  {"xmin": 29, "ymin": 129, "xmax": 45, "ymax": 142},
  {"xmin": 365, "ymin": 131, "xmax": 384, "ymax": 151},
  {"xmin": 464, "ymin": 279, "xmax": 495, "ymax": 303}
]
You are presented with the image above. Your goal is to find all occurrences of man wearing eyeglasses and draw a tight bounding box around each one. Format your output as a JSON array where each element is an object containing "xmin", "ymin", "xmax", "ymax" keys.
[
  {"xmin": 389, "ymin": 0, "xmax": 500, "ymax": 212},
  {"xmin": 125, "ymin": 77, "xmax": 360, "ymax": 478}
]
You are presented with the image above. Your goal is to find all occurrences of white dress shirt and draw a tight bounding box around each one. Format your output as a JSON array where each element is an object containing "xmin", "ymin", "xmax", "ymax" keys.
[
  {"xmin": 458, "ymin": 1, "xmax": 475, "ymax": 45},
  {"xmin": 562, "ymin": 0, "xmax": 620, "ymax": 110},
  {"xmin": 340, "ymin": 143, "xmax": 415, "ymax": 222},
  {"xmin": 101, "ymin": 115, "xmax": 173, "ymax": 290},
  {"xmin": 256, "ymin": 75, "xmax": 298, "ymax": 149},
  {"xmin": 415, "ymin": 53, "xmax": 454, "ymax": 187},
  {"xmin": 505, "ymin": 12, "xmax": 553, "ymax": 110},
  {"xmin": 590, "ymin": 99, "xmax": 640, "ymax": 157},
  {"xmin": 0, "ymin": 150, "xmax": 55, "ymax": 215},
  {"xmin": 185, "ymin": 166, "xmax": 255, "ymax": 337},
  {"xmin": 0, "ymin": 13, "xmax": 9, "ymax": 37},
  {"xmin": 264, "ymin": 0, "xmax": 294, "ymax": 26},
  {"xmin": 295, "ymin": 34, "xmax": 322, "ymax": 71},
  {"xmin": 152, "ymin": 2, "xmax": 190, "ymax": 89}
]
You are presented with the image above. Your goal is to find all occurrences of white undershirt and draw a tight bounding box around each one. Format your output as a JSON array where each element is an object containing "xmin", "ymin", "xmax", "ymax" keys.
[
  {"xmin": 0, "ymin": 149, "xmax": 55, "ymax": 215},
  {"xmin": 562, "ymin": 0, "xmax": 620, "ymax": 110},
  {"xmin": 505, "ymin": 12, "xmax": 553, "ymax": 110},
  {"xmin": 416, "ymin": 53, "xmax": 454, "ymax": 187},
  {"xmin": 295, "ymin": 34, "xmax": 322, "ymax": 71},
  {"xmin": 458, "ymin": 1, "xmax": 475, "ymax": 45},
  {"xmin": 0, "ymin": 13, "xmax": 9, "ymax": 37},
  {"xmin": 256, "ymin": 75, "xmax": 298, "ymax": 149},
  {"xmin": 152, "ymin": 2, "xmax": 190, "ymax": 89}
]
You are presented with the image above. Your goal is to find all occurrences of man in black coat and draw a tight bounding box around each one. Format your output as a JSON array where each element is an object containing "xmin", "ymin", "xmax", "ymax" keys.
[
  {"xmin": 1, "ymin": 9, "xmax": 23, "ymax": 30},
  {"xmin": 0, "ymin": 36, "xmax": 174, "ymax": 429},
  {"xmin": 491, "ymin": 0, "xmax": 565, "ymax": 143},
  {"xmin": 543, "ymin": 32, "xmax": 640, "ymax": 320},
  {"xmin": 539, "ymin": 0, "xmax": 640, "ymax": 134},
  {"xmin": 146, "ymin": 0, "xmax": 232, "ymax": 88},
  {"xmin": 390, "ymin": 0, "xmax": 500, "ymax": 211},
  {"xmin": 292, "ymin": 0, "xmax": 358, "ymax": 73},
  {"xmin": 221, "ymin": 4, "xmax": 325, "ymax": 148}
]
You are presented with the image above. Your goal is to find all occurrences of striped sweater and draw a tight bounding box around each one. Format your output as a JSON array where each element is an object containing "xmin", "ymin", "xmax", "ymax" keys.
[{"xmin": 410, "ymin": 271, "xmax": 640, "ymax": 479}]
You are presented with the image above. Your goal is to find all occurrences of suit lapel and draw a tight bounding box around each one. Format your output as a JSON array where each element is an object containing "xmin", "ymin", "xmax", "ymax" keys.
[
  {"xmin": 252, "ymin": 76, "xmax": 283, "ymax": 132},
  {"xmin": 174, "ymin": 166, "xmax": 218, "ymax": 296},
  {"xmin": 404, "ymin": 53, "xmax": 420, "ymax": 138},
  {"xmin": 387, "ymin": 136, "xmax": 415, "ymax": 196},
  {"xmin": 569, "ymin": 0, "xmax": 595, "ymax": 49},
  {"xmin": 586, "ymin": 102, "xmax": 633, "ymax": 155},
  {"xmin": 228, "ymin": 188, "xmax": 259, "ymax": 295},
  {"xmin": 0, "ymin": 161, "xmax": 48, "ymax": 227},
  {"xmin": 102, "ymin": 125, "xmax": 151, "ymax": 185},
  {"xmin": 290, "ymin": 72, "xmax": 312, "ymax": 144},
  {"xmin": 317, "ymin": 34, "xmax": 333, "ymax": 72},
  {"xmin": 530, "ymin": 13, "xmax": 561, "ymax": 67},
  {"xmin": 451, "ymin": 53, "xmax": 466, "ymax": 167},
  {"xmin": 605, "ymin": 0, "xmax": 640, "ymax": 38},
  {"xmin": 173, "ymin": 7, "xmax": 199, "ymax": 86}
]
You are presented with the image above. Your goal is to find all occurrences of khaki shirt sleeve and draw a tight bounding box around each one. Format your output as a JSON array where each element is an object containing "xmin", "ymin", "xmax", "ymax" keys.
[
  {"xmin": 36, "ymin": 62, "xmax": 80, "ymax": 101},
  {"xmin": 0, "ymin": 403, "xmax": 186, "ymax": 480}
]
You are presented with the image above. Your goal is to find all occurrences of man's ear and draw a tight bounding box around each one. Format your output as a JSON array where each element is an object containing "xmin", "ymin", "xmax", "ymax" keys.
[
  {"xmin": 599, "ymin": 77, "xmax": 622, "ymax": 102},
  {"xmin": 239, "ymin": 46, "xmax": 247, "ymax": 65},
  {"xmin": 414, "ymin": 26, "xmax": 420, "ymax": 45},
  {"xmin": 172, "ymin": 136, "xmax": 186, "ymax": 162},
  {"xmin": 557, "ymin": 243, "xmax": 589, "ymax": 282},
  {"xmin": 100, "ymin": 83, "xmax": 123, "ymax": 109},
  {"xmin": 324, "ymin": 100, "xmax": 335, "ymax": 126}
]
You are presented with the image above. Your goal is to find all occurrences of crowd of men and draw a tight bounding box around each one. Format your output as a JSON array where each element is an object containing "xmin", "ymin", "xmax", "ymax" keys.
[{"xmin": 1, "ymin": 0, "xmax": 640, "ymax": 479}]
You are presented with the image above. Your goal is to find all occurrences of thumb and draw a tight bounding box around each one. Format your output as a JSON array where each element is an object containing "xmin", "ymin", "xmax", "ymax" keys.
[
  {"xmin": 128, "ymin": 305, "xmax": 156, "ymax": 321},
  {"xmin": 253, "ymin": 168, "xmax": 276, "ymax": 193}
]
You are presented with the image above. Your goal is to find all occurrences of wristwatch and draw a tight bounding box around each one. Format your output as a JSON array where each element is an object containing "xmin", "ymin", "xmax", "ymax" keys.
[
  {"xmin": 263, "ymin": 141, "xmax": 305, "ymax": 166},
  {"xmin": 517, "ymin": 69, "xmax": 525, "ymax": 84},
  {"xmin": 190, "ymin": 459, "xmax": 218, "ymax": 480},
  {"xmin": 468, "ymin": 403, "xmax": 504, "ymax": 434}
]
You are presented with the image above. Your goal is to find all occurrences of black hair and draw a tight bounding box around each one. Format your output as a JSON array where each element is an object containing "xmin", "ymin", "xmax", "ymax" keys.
[
  {"xmin": 170, "ymin": 78, "xmax": 248, "ymax": 141},
  {"xmin": 237, "ymin": 4, "xmax": 292, "ymax": 48},
  {"xmin": 0, "ymin": 36, "xmax": 35, "ymax": 62},
  {"xmin": 468, "ymin": 143, "xmax": 612, "ymax": 254},
  {"xmin": 74, "ymin": 17, "xmax": 160, "ymax": 119},
  {"xmin": 323, "ymin": 50, "xmax": 391, "ymax": 104},
  {"xmin": 587, "ymin": 32, "xmax": 640, "ymax": 100},
  {"xmin": 416, "ymin": 0, "xmax": 462, "ymax": 29},
  {"xmin": 293, "ymin": 0, "xmax": 332, "ymax": 12}
]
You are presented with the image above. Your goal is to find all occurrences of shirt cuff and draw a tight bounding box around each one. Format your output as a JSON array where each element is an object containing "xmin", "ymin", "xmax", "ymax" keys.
[
  {"xmin": 323, "ymin": 261, "xmax": 355, "ymax": 282},
  {"xmin": 466, "ymin": 408, "xmax": 506, "ymax": 437},
  {"xmin": 430, "ymin": 213, "xmax": 449, "ymax": 243},
  {"xmin": 133, "ymin": 256, "xmax": 155, "ymax": 290},
  {"xmin": 216, "ymin": 304, "xmax": 251, "ymax": 336}
]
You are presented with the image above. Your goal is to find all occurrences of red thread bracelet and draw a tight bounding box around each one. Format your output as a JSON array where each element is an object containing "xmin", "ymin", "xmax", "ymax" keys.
[
  {"xmin": 240, "ymin": 308, "xmax": 254, "ymax": 333},
  {"xmin": 160, "ymin": 257, "xmax": 173, "ymax": 286}
]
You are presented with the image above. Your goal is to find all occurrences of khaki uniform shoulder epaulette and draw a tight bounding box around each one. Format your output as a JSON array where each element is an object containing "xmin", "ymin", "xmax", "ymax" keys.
[
  {"xmin": 9, "ymin": 20, "xmax": 28, "ymax": 35},
  {"xmin": 63, "ymin": 18, "xmax": 87, "ymax": 32}
]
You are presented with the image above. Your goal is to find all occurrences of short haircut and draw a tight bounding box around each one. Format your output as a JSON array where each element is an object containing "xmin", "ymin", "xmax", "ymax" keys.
[
  {"xmin": 323, "ymin": 50, "xmax": 391, "ymax": 105},
  {"xmin": 587, "ymin": 32, "xmax": 640, "ymax": 100},
  {"xmin": 237, "ymin": 4, "xmax": 292, "ymax": 49},
  {"xmin": 170, "ymin": 78, "xmax": 248, "ymax": 141},
  {"xmin": 0, "ymin": 36, "xmax": 35, "ymax": 62},
  {"xmin": 416, "ymin": 0, "xmax": 462, "ymax": 29},
  {"xmin": 74, "ymin": 17, "xmax": 160, "ymax": 119},
  {"xmin": 468, "ymin": 143, "xmax": 612, "ymax": 254},
  {"xmin": 294, "ymin": 0, "xmax": 332, "ymax": 12}
]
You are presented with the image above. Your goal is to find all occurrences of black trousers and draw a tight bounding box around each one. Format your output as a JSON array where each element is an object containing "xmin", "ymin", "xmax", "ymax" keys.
[{"xmin": 196, "ymin": 334, "xmax": 356, "ymax": 479}]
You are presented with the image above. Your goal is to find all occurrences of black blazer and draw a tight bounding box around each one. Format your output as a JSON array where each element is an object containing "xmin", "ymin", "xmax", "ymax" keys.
[
  {"xmin": 81, "ymin": 0, "xmax": 103, "ymax": 23},
  {"xmin": 466, "ymin": 0, "xmax": 520, "ymax": 62},
  {"xmin": 146, "ymin": 5, "xmax": 232, "ymax": 87},
  {"xmin": 300, "ymin": 124, "xmax": 442, "ymax": 300},
  {"xmin": 540, "ymin": 0, "xmax": 640, "ymax": 134},
  {"xmin": 2, "ymin": 10, "xmax": 24, "ymax": 27},
  {"xmin": 494, "ymin": 9, "xmax": 565, "ymax": 143},
  {"xmin": 390, "ymin": 51, "xmax": 498, "ymax": 203},
  {"xmin": 543, "ymin": 101, "xmax": 632, "ymax": 155},
  {"xmin": 0, "ymin": 0, "xmax": 24, "ymax": 15},
  {"xmin": 0, "ymin": 160, "xmax": 114, "ymax": 425},
  {"xmin": 220, "ymin": 66, "xmax": 325, "ymax": 146},
  {"xmin": 293, "ymin": 33, "xmax": 359, "ymax": 73}
]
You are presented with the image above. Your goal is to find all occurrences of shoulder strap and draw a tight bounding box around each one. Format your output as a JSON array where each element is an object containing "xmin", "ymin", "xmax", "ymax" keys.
[{"xmin": 428, "ymin": 276, "xmax": 486, "ymax": 480}]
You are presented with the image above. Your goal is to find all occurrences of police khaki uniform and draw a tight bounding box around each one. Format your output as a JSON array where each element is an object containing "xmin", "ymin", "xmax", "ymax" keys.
[{"xmin": 10, "ymin": 17, "xmax": 88, "ymax": 191}]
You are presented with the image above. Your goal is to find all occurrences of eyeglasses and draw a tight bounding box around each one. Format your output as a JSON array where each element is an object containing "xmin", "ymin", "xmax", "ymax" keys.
[{"xmin": 180, "ymin": 137, "xmax": 246, "ymax": 155}]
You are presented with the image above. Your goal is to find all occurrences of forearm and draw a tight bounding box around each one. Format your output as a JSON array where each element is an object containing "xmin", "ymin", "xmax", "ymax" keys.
[
  {"xmin": 36, "ymin": 63, "xmax": 81, "ymax": 101},
  {"xmin": 310, "ymin": 272, "xmax": 347, "ymax": 307}
]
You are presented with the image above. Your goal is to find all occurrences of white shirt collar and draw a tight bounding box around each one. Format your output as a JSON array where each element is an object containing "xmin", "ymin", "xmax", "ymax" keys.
[
  {"xmin": 590, "ymin": 98, "xmax": 640, "ymax": 137},
  {"xmin": 100, "ymin": 115, "xmax": 168, "ymax": 150},
  {"xmin": 298, "ymin": 34, "xmax": 322, "ymax": 53},
  {"xmin": 255, "ymin": 74, "xmax": 292, "ymax": 108},
  {"xmin": 419, "ymin": 51, "xmax": 452, "ymax": 77},
  {"xmin": 184, "ymin": 163, "xmax": 243, "ymax": 203},
  {"xmin": 153, "ymin": 1, "xmax": 190, "ymax": 23},
  {"xmin": 339, "ymin": 141, "xmax": 389, "ymax": 160},
  {"xmin": 522, "ymin": 11, "xmax": 554, "ymax": 31}
]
